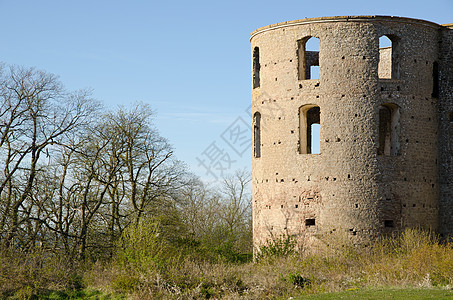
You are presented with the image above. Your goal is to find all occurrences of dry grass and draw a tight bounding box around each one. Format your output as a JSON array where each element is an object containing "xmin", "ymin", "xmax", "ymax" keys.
[
  {"xmin": 1, "ymin": 228, "xmax": 453, "ymax": 299},
  {"xmin": 0, "ymin": 248, "xmax": 86, "ymax": 298},
  {"xmin": 81, "ymin": 229, "xmax": 453, "ymax": 299}
]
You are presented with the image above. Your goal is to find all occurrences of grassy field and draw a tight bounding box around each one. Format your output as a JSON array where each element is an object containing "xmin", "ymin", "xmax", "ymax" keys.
[{"xmin": 1, "ymin": 229, "xmax": 453, "ymax": 299}]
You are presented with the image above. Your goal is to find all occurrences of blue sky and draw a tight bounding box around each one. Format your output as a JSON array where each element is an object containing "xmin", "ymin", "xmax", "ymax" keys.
[{"xmin": 0, "ymin": 0, "xmax": 451, "ymax": 181}]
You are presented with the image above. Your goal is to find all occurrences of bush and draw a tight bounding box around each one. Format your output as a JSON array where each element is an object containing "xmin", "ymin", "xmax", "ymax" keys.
[
  {"xmin": 0, "ymin": 248, "xmax": 87, "ymax": 298},
  {"xmin": 255, "ymin": 234, "xmax": 297, "ymax": 261},
  {"xmin": 282, "ymin": 272, "xmax": 311, "ymax": 288},
  {"xmin": 117, "ymin": 218, "xmax": 167, "ymax": 270},
  {"xmin": 111, "ymin": 273, "xmax": 141, "ymax": 293}
]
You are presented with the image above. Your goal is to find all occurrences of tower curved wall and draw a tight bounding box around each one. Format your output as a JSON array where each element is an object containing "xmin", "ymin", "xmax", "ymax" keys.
[{"xmin": 251, "ymin": 16, "xmax": 452, "ymax": 249}]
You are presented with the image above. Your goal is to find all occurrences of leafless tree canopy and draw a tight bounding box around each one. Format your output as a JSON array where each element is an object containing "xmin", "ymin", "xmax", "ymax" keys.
[{"xmin": 0, "ymin": 64, "xmax": 252, "ymax": 260}]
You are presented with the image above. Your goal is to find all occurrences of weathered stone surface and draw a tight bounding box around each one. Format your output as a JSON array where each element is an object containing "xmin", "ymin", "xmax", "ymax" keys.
[{"xmin": 250, "ymin": 16, "xmax": 453, "ymax": 251}]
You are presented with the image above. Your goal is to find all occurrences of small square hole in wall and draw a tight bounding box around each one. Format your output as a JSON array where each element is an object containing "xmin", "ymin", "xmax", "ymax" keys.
[
  {"xmin": 305, "ymin": 219, "xmax": 316, "ymax": 226},
  {"xmin": 384, "ymin": 220, "xmax": 394, "ymax": 228}
]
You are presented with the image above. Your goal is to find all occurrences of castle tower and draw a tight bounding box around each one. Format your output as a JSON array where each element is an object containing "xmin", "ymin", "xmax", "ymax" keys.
[{"xmin": 251, "ymin": 16, "xmax": 453, "ymax": 249}]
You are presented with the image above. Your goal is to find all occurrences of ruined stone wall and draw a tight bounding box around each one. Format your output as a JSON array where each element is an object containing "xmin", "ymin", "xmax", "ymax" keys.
[
  {"xmin": 378, "ymin": 47, "xmax": 392, "ymax": 79},
  {"xmin": 251, "ymin": 16, "xmax": 449, "ymax": 250},
  {"xmin": 439, "ymin": 24, "xmax": 453, "ymax": 238}
]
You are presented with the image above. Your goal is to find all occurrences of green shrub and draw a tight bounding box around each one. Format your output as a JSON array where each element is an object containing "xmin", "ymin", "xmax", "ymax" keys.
[
  {"xmin": 255, "ymin": 234, "xmax": 297, "ymax": 261},
  {"xmin": 281, "ymin": 272, "xmax": 311, "ymax": 288},
  {"xmin": 117, "ymin": 218, "xmax": 166, "ymax": 270},
  {"xmin": 214, "ymin": 240, "xmax": 253, "ymax": 263}
]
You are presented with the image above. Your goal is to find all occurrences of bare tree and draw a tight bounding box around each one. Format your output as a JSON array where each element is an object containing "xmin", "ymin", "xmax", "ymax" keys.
[
  {"xmin": 177, "ymin": 170, "xmax": 252, "ymax": 259},
  {"xmin": 72, "ymin": 103, "xmax": 188, "ymax": 258},
  {"xmin": 99, "ymin": 104, "xmax": 187, "ymax": 226},
  {"xmin": 0, "ymin": 65, "xmax": 99, "ymax": 249},
  {"xmin": 0, "ymin": 64, "xmax": 207, "ymax": 261},
  {"xmin": 178, "ymin": 177, "xmax": 222, "ymax": 239},
  {"xmin": 217, "ymin": 169, "xmax": 252, "ymax": 252}
]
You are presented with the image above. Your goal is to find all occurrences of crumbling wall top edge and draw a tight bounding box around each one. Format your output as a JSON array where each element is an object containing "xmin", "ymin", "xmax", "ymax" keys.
[{"xmin": 250, "ymin": 15, "xmax": 444, "ymax": 41}]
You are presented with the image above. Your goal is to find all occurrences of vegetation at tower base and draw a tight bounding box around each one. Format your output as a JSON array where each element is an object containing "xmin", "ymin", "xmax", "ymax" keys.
[{"xmin": 2, "ymin": 225, "xmax": 453, "ymax": 299}]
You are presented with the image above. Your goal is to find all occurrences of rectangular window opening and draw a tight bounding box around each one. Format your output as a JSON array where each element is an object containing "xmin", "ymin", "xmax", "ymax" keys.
[
  {"xmin": 298, "ymin": 37, "xmax": 319, "ymax": 80},
  {"xmin": 384, "ymin": 220, "xmax": 394, "ymax": 228},
  {"xmin": 432, "ymin": 61, "xmax": 439, "ymax": 98},
  {"xmin": 253, "ymin": 47, "xmax": 260, "ymax": 88},
  {"xmin": 378, "ymin": 35, "xmax": 399, "ymax": 79},
  {"xmin": 305, "ymin": 218, "xmax": 316, "ymax": 227},
  {"xmin": 377, "ymin": 104, "xmax": 400, "ymax": 156},
  {"xmin": 254, "ymin": 112, "xmax": 261, "ymax": 158},
  {"xmin": 300, "ymin": 105, "xmax": 321, "ymax": 154}
]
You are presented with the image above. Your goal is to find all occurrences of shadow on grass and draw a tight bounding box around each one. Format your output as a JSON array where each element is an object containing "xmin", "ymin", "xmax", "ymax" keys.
[
  {"xmin": 301, "ymin": 287, "xmax": 453, "ymax": 300},
  {"xmin": 12, "ymin": 288, "xmax": 125, "ymax": 300}
]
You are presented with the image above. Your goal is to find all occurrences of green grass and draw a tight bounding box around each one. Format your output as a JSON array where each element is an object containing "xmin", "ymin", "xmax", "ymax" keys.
[{"xmin": 301, "ymin": 288, "xmax": 453, "ymax": 299}]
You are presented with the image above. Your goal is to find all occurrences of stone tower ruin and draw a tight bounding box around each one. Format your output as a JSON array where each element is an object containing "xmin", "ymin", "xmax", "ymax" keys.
[{"xmin": 251, "ymin": 16, "xmax": 453, "ymax": 249}]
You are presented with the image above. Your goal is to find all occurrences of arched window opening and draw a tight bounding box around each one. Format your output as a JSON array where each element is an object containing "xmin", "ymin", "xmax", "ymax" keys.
[
  {"xmin": 254, "ymin": 112, "xmax": 261, "ymax": 158},
  {"xmin": 297, "ymin": 37, "xmax": 319, "ymax": 80},
  {"xmin": 432, "ymin": 61, "xmax": 439, "ymax": 98},
  {"xmin": 299, "ymin": 105, "xmax": 320, "ymax": 154},
  {"xmin": 253, "ymin": 47, "xmax": 260, "ymax": 89},
  {"xmin": 377, "ymin": 103, "xmax": 400, "ymax": 156},
  {"xmin": 378, "ymin": 35, "xmax": 400, "ymax": 79}
]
